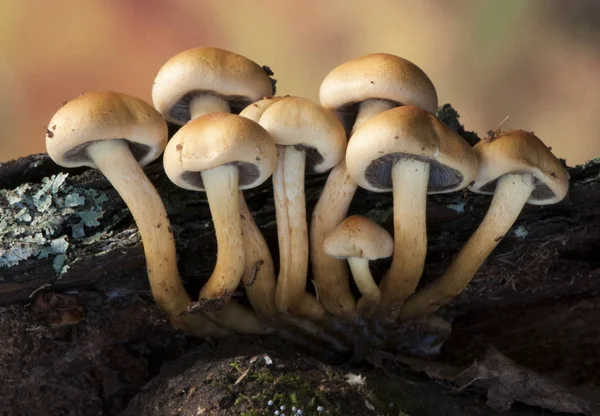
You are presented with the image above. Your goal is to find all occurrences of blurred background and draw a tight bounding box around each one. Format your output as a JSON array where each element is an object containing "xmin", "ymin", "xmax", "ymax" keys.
[{"xmin": 1, "ymin": 0, "xmax": 599, "ymax": 165}]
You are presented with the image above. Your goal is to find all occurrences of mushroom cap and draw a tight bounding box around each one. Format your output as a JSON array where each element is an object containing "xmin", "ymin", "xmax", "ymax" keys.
[
  {"xmin": 152, "ymin": 47, "xmax": 274, "ymax": 125},
  {"xmin": 469, "ymin": 130, "xmax": 569, "ymax": 205},
  {"xmin": 346, "ymin": 105, "xmax": 478, "ymax": 193},
  {"xmin": 319, "ymin": 53, "xmax": 438, "ymax": 116},
  {"xmin": 239, "ymin": 96, "xmax": 284, "ymax": 122},
  {"xmin": 243, "ymin": 96, "xmax": 347, "ymax": 173},
  {"xmin": 324, "ymin": 215, "xmax": 393, "ymax": 261},
  {"xmin": 45, "ymin": 91, "xmax": 168, "ymax": 169},
  {"xmin": 163, "ymin": 112, "xmax": 277, "ymax": 191}
]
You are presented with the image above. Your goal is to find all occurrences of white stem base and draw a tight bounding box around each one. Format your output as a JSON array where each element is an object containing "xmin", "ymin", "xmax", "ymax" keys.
[{"xmin": 400, "ymin": 173, "xmax": 535, "ymax": 320}]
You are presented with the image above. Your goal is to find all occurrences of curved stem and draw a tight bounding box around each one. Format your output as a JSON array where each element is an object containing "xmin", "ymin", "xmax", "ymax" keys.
[
  {"xmin": 238, "ymin": 192, "xmax": 279, "ymax": 320},
  {"xmin": 89, "ymin": 139, "xmax": 230, "ymax": 338},
  {"xmin": 400, "ymin": 173, "xmax": 535, "ymax": 320},
  {"xmin": 348, "ymin": 258, "xmax": 381, "ymax": 316},
  {"xmin": 199, "ymin": 166, "xmax": 270, "ymax": 334},
  {"xmin": 200, "ymin": 165, "xmax": 245, "ymax": 299},
  {"xmin": 190, "ymin": 94, "xmax": 231, "ymax": 119},
  {"xmin": 376, "ymin": 159, "xmax": 430, "ymax": 320},
  {"xmin": 310, "ymin": 100, "xmax": 395, "ymax": 319},
  {"xmin": 273, "ymin": 146, "xmax": 309, "ymax": 313},
  {"xmin": 351, "ymin": 99, "xmax": 396, "ymax": 134},
  {"xmin": 310, "ymin": 159, "xmax": 358, "ymax": 318}
]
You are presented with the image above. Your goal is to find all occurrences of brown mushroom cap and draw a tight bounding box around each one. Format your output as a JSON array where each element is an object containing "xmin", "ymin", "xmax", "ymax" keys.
[
  {"xmin": 152, "ymin": 47, "xmax": 274, "ymax": 125},
  {"xmin": 163, "ymin": 112, "xmax": 277, "ymax": 191},
  {"xmin": 46, "ymin": 91, "xmax": 168, "ymax": 169},
  {"xmin": 346, "ymin": 105, "xmax": 478, "ymax": 193},
  {"xmin": 324, "ymin": 215, "xmax": 393, "ymax": 261},
  {"xmin": 319, "ymin": 53, "xmax": 438, "ymax": 123},
  {"xmin": 469, "ymin": 130, "xmax": 569, "ymax": 205},
  {"xmin": 248, "ymin": 96, "xmax": 347, "ymax": 173}
]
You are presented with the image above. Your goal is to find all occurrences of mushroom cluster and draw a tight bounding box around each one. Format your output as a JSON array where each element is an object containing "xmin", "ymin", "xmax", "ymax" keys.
[{"xmin": 44, "ymin": 47, "xmax": 569, "ymax": 352}]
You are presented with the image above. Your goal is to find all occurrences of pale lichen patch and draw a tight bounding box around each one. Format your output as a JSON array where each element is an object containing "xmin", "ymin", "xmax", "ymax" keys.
[{"xmin": 0, "ymin": 173, "xmax": 109, "ymax": 273}]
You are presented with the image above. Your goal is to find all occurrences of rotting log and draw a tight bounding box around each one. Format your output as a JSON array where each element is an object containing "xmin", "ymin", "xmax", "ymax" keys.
[
  {"xmin": 1, "ymin": 115, "xmax": 599, "ymax": 415},
  {"xmin": 1, "ymin": 149, "xmax": 598, "ymax": 316}
]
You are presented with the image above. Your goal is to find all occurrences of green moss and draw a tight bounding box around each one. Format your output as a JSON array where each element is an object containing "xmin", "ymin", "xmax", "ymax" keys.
[{"xmin": 0, "ymin": 173, "xmax": 109, "ymax": 274}]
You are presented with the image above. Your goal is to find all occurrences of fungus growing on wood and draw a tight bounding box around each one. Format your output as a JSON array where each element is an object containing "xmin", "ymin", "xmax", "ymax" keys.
[
  {"xmin": 346, "ymin": 105, "xmax": 478, "ymax": 320},
  {"xmin": 313, "ymin": 53, "xmax": 438, "ymax": 319},
  {"xmin": 400, "ymin": 130, "xmax": 569, "ymax": 320},
  {"xmin": 45, "ymin": 91, "xmax": 230, "ymax": 338}
]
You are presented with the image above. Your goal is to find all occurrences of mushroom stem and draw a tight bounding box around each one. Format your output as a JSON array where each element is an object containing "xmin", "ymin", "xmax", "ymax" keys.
[
  {"xmin": 311, "ymin": 101, "xmax": 394, "ymax": 319},
  {"xmin": 190, "ymin": 94, "xmax": 231, "ymax": 119},
  {"xmin": 347, "ymin": 258, "xmax": 381, "ymax": 315},
  {"xmin": 273, "ymin": 146, "xmax": 313, "ymax": 313},
  {"xmin": 238, "ymin": 192, "xmax": 279, "ymax": 320},
  {"xmin": 90, "ymin": 139, "xmax": 230, "ymax": 338},
  {"xmin": 199, "ymin": 166, "xmax": 270, "ymax": 334},
  {"xmin": 199, "ymin": 165, "xmax": 245, "ymax": 300},
  {"xmin": 400, "ymin": 173, "xmax": 535, "ymax": 320},
  {"xmin": 310, "ymin": 159, "xmax": 358, "ymax": 318},
  {"xmin": 352, "ymin": 99, "xmax": 396, "ymax": 134},
  {"xmin": 377, "ymin": 158, "xmax": 430, "ymax": 320}
]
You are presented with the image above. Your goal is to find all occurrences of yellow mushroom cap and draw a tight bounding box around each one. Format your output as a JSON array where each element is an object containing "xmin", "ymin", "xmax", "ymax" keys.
[
  {"xmin": 163, "ymin": 112, "xmax": 277, "ymax": 191},
  {"xmin": 320, "ymin": 53, "xmax": 438, "ymax": 115},
  {"xmin": 324, "ymin": 215, "xmax": 393, "ymax": 261},
  {"xmin": 469, "ymin": 130, "xmax": 569, "ymax": 205},
  {"xmin": 152, "ymin": 47, "xmax": 274, "ymax": 125},
  {"xmin": 45, "ymin": 91, "xmax": 168, "ymax": 169},
  {"xmin": 345, "ymin": 105, "xmax": 478, "ymax": 193},
  {"xmin": 243, "ymin": 96, "xmax": 347, "ymax": 174}
]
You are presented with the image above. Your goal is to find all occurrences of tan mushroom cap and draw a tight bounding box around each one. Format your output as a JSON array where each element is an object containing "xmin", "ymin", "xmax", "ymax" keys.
[
  {"xmin": 249, "ymin": 96, "xmax": 347, "ymax": 173},
  {"xmin": 240, "ymin": 96, "xmax": 283, "ymax": 122},
  {"xmin": 163, "ymin": 112, "xmax": 277, "ymax": 191},
  {"xmin": 324, "ymin": 215, "xmax": 393, "ymax": 261},
  {"xmin": 320, "ymin": 53, "xmax": 438, "ymax": 114},
  {"xmin": 346, "ymin": 105, "xmax": 478, "ymax": 193},
  {"xmin": 46, "ymin": 91, "xmax": 168, "ymax": 169},
  {"xmin": 152, "ymin": 47, "xmax": 274, "ymax": 125},
  {"xmin": 469, "ymin": 130, "xmax": 569, "ymax": 205}
]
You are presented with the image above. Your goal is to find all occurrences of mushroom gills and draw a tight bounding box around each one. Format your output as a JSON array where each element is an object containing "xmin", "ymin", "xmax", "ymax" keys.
[
  {"xmin": 64, "ymin": 139, "xmax": 152, "ymax": 164},
  {"xmin": 366, "ymin": 153, "xmax": 463, "ymax": 191},
  {"xmin": 169, "ymin": 91, "xmax": 255, "ymax": 123},
  {"xmin": 181, "ymin": 162, "xmax": 260, "ymax": 189},
  {"xmin": 479, "ymin": 174, "xmax": 555, "ymax": 200}
]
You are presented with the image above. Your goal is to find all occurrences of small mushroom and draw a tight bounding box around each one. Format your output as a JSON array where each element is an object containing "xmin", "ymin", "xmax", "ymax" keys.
[
  {"xmin": 45, "ymin": 91, "xmax": 229, "ymax": 338},
  {"xmin": 313, "ymin": 53, "xmax": 438, "ymax": 318},
  {"xmin": 400, "ymin": 130, "xmax": 569, "ymax": 320},
  {"xmin": 323, "ymin": 215, "xmax": 393, "ymax": 316},
  {"xmin": 152, "ymin": 47, "xmax": 274, "ymax": 123},
  {"xmin": 346, "ymin": 105, "xmax": 478, "ymax": 320},
  {"xmin": 163, "ymin": 112, "xmax": 277, "ymax": 333},
  {"xmin": 241, "ymin": 96, "xmax": 346, "ymax": 320}
]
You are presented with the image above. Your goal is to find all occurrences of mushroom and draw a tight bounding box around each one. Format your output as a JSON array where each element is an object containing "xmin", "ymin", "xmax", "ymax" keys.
[
  {"xmin": 312, "ymin": 53, "xmax": 438, "ymax": 318},
  {"xmin": 152, "ymin": 47, "xmax": 274, "ymax": 123},
  {"xmin": 238, "ymin": 191, "xmax": 278, "ymax": 321},
  {"xmin": 400, "ymin": 130, "xmax": 569, "ymax": 320},
  {"xmin": 163, "ymin": 112, "xmax": 277, "ymax": 333},
  {"xmin": 241, "ymin": 96, "xmax": 346, "ymax": 320},
  {"xmin": 45, "ymin": 91, "xmax": 230, "ymax": 338},
  {"xmin": 323, "ymin": 215, "xmax": 393, "ymax": 316},
  {"xmin": 346, "ymin": 105, "xmax": 478, "ymax": 320}
]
